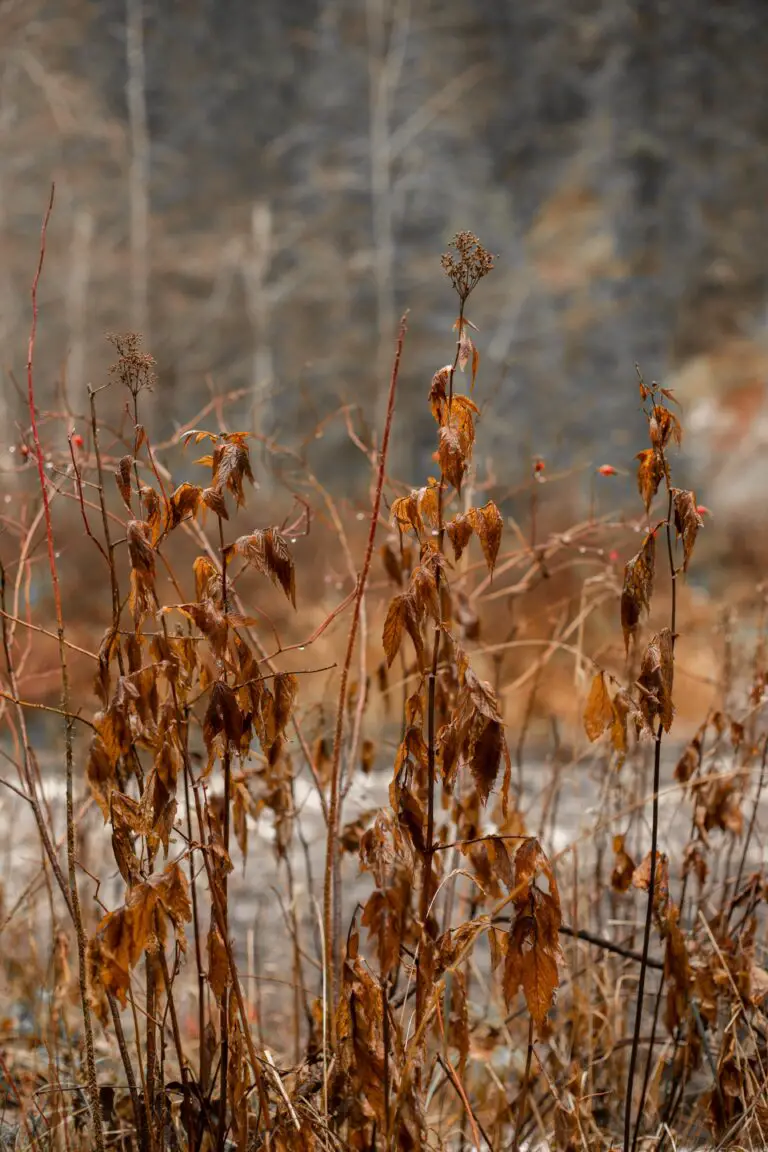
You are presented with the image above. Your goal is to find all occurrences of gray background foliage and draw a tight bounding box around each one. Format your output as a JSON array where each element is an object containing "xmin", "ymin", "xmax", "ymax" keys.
[{"xmin": 1, "ymin": 0, "xmax": 767, "ymax": 505}]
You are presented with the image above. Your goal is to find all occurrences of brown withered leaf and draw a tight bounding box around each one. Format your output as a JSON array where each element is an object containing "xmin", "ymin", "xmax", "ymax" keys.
[
  {"xmin": 409, "ymin": 562, "xmax": 440, "ymax": 623},
  {"xmin": 86, "ymin": 737, "xmax": 118, "ymax": 819},
  {"xmin": 458, "ymin": 324, "xmax": 472, "ymax": 373},
  {"xmin": 504, "ymin": 907, "xmax": 561, "ymax": 1032},
  {"xmin": 360, "ymin": 738, "xmax": 375, "ymax": 773},
  {"xmin": 485, "ymin": 836, "xmax": 515, "ymax": 891},
  {"xmin": 140, "ymin": 485, "xmax": 163, "ymax": 543},
  {"xmin": 93, "ymin": 627, "xmax": 119, "ymax": 708},
  {"xmin": 139, "ymin": 770, "xmax": 177, "ymax": 854},
  {"xmin": 233, "ymin": 528, "xmax": 295, "ymax": 606},
  {"xmin": 663, "ymin": 902, "xmax": 692, "ymax": 1033},
  {"xmin": 682, "ymin": 841, "xmax": 708, "ymax": 886},
  {"xmin": 115, "ymin": 455, "xmax": 133, "ymax": 509},
  {"xmin": 672, "ymin": 488, "xmax": 704, "ymax": 572},
  {"xmin": 448, "ymin": 968, "xmax": 470, "ymax": 1073},
  {"xmin": 203, "ymin": 681, "xmax": 244, "ymax": 763},
  {"xmin": 636, "ymin": 449, "xmax": 664, "ymax": 513},
  {"xmin": 88, "ymin": 862, "xmax": 191, "ymax": 1006},
  {"xmin": 621, "ymin": 532, "xmax": 656, "ymax": 653},
  {"xmin": 428, "ymin": 365, "xmax": 451, "ymax": 425},
  {"xmin": 438, "ymin": 425, "xmax": 466, "ymax": 492},
  {"xmin": 207, "ymin": 920, "xmax": 230, "ymax": 1002},
  {"xmin": 274, "ymin": 672, "xmax": 298, "ymax": 733},
  {"xmin": 361, "ymin": 878, "xmax": 408, "ymax": 978},
  {"xmin": 692, "ymin": 772, "xmax": 744, "ymax": 841},
  {"xmin": 611, "ymin": 834, "xmax": 636, "ymax": 893},
  {"xmin": 436, "ymin": 720, "xmax": 461, "ymax": 789},
  {"xmin": 382, "ymin": 593, "xmax": 423, "ymax": 669},
  {"xmin": 468, "ymin": 718, "xmax": 505, "ymax": 805},
  {"xmin": 651, "ymin": 404, "xmax": 682, "ymax": 449},
  {"xmin": 610, "ymin": 688, "xmax": 632, "ymax": 760},
  {"xmin": 383, "ymin": 595, "xmax": 407, "ymax": 667},
  {"xmin": 167, "ymin": 482, "xmax": 202, "ymax": 530},
  {"xmin": 675, "ymin": 735, "xmax": 701, "ymax": 784},
  {"xmin": 513, "ymin": 838, "xmax": 560, "ymax": 910},
  {"xmin": 463, "ymin": 664, "xmax": 502, "ymax": 722},
  {"xmin": 169, "ymin": 600, "xmax": 228, "ymax": 662},
  {"xmin": 209, "ymin": 434, "xmax": 255, "ymax": 507},
  {"xmin": 632, "ymin": 851, "xmax": 670, "ymax": 921},
  {"xmin": 446, "ymin": 513, "xmax": 474, "ymax": 562},
  {"xmin": 391, "ymin": 491, "xmax": 423, "ymax": 535},
  {"xmin": 469, "ymin": 502, "xmax": 503, "ymax": 575},
  {"xmin": 201, "ymin": 485, "xmax": 229, "ymax": 520},
  {"xmin": 583, "ymin": 671, "xmax": 614, "ymax": 742},
  {"xmin": 127, "ymin": 519, "xmax": 158, "ymax": 625},
  {"xmin": 110, "ymin": 799, "xmax": 141, "ymax": 886},
  {"xmin": 638, "ymin": 628, "xmax": 675, "ymax": 733},
  {"xmin": 193, "ymin": 556, "xmax": 221, "ymax": 604},
  {"xmin": 488, "ymin": 926, "xmax": 507, "ymax": 973},
  {"xmin": 449, "ymin": 395, "xmax": 479, "ymax": 454},
  {"xmin": 232, "ymin": 779, "xmax": 254, "ymax": 860}
]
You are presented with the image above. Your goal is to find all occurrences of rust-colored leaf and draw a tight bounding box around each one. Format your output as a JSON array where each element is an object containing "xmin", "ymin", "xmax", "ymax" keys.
[
  {"xmin": 611, "ymin": 834, "xmax": 636, "ymax": 893},
  {"xmin": 650, "ymin": 404, "xmax": 682, "ymax": 449},
  {"xmin": 504, "ymin": 910, "xmax": 560, "ymax": 1031},
  {"xmin": 167, "ymin": 482, "xmax": 202, "ymax": 530},
  {"xmin": 638, "ymin": 627, "xmax": 675, "ymax": 733},
  {"xmin": 635, "ymin": 448, "xmax": 664, "ymax": 513},
  {"xmin": 621, "ymin": 532, "xmax": 656, "ymax": 653},
  {"xmin": 583, "ymin": 671, "xmax": 613, "ymax": 742},
  {"xmin": 672, "ymin": 488, "xmax": 704, "ymax": 572},
  {"xmin": 209, "ymin": 435, "xmax": 255, "ymax": 507},
  {"xmin": 469, "ymin": 502, "xmax": 503, "ymax": 575},
  {"xmin": 675, "ymin": 735, "xmax": 701, "ymax": 784},
  {"xmin": 438, "ymin": 425, "xmax": 466, "ymax": 492},
  {"xmin": 632, "ymin": 851, "xmax": 670, "ymax": 921},
  {"xmin": 115, "ymin": 455, "xmax": 133, "ymax": 510},
  {"xmin": 383, "ymin": 595, "xmax": 407, "ymax": 667},
  {"xmin": 201, "ymin": 485, "xmax": 229, "ymax": 520},
  {"xmin": 446, "ymin": 514, "xmax": 474, "ymax": 562},
  {"xmin": 468, "ymin": 718, "xmax": 505, "ymax": 805},
  {"xmin": 207, "ymin": 920, "xmax": 230, "ymax": 1002},
  {"xmin": 233, "ymin": 528, "xmax": 296, "ymax": 606}
]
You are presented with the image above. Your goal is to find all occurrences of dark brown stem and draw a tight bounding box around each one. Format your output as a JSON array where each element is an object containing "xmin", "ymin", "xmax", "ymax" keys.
[
  {"xmin": 216, "ymin": 513, "xmax": 231, "ymax": 1152},
  {"xmin": 417, "ymin": 298, "xmax": 465, "ymax": 1032},
  {"xmin": 625, "ymin": 484, "xmax": 675, "ymax": 1152},
  {"xmin": 513, "ymin": 1015, "xmax": 534, "ymax": 1149}
]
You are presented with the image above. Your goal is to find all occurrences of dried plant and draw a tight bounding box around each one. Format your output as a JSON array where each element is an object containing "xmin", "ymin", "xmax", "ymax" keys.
[{"xmin": 2, "ymin": 199, "xmax": 768, "ymax": 1152}]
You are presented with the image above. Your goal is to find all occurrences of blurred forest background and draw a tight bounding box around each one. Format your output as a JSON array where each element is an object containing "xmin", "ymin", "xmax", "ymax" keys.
[{"xmin": 1, "ymin": 0, "xmax": 767, "ymax": 524}]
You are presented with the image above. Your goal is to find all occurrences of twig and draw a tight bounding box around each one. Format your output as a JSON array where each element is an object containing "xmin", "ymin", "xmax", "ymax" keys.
[
  {"xmin": 322, "ymin": 314, "xmax": 407, "ymax": 1039},
  {"xmin": 26, "ymin": 184, "xmax": 105, "ymax": 1150}
]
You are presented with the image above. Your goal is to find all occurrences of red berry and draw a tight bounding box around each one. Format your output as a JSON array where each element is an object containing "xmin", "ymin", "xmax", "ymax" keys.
[
  {"xmin": 597, "ymin": 464, "xmax": 617, "ymax": 476},
  {"xmin": 534, "ymin": 459, "xmax": 545, "ymax": 473},
  {"xmin": 609, "ymin": 550, "xmax": 619, "ymax": 562},
  {"xmin": 72, "ymin": 433, "xmax": 84, "ymax": 449}
]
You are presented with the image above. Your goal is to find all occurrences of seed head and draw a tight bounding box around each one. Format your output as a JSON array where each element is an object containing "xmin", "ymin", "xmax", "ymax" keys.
[{"xmin": 441, "ymin": 231, "xmax": 495, "ymax": 303}]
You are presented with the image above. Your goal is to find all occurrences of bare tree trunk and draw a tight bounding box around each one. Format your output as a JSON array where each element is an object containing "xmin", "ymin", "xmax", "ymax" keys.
[
  {"xmin": 126, "ymin": 0, "xmax": 150, "ymax": 340},
  {"xmin": 66, "ymin": 210, "xmax": 94, "ymax": 396},
  {"xmin": 366, "ymin": 0, "xmax": 410, "ymax": 431},
  {"xmin": 243, "ymin": 200, "xmax": 275, "ymax": 426}
]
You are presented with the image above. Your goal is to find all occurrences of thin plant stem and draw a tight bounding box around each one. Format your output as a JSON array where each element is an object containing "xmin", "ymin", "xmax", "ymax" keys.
[
  {"xmin": 322, "ymin": 314, "xmax": 407, "ymax": 1039},
  {"xmin": 626, "ymin": 484, "xmax": 676, "ymax": 1152},
  {"xmin": 25, "ymin": 184, "xmax": 105, "ymax": 1151}
]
